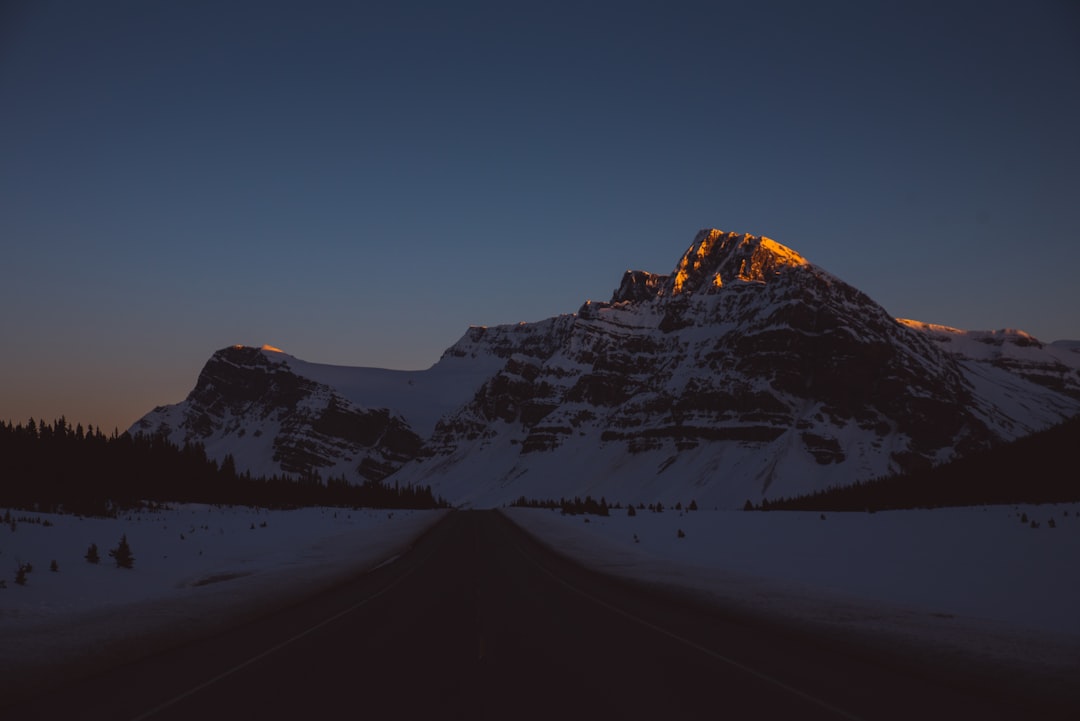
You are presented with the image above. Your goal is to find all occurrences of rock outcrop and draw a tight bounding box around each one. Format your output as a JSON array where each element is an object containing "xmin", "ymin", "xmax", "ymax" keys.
[{"xmin": 133, "ymin": 230, "xmax": 1080, "ymax": 507}]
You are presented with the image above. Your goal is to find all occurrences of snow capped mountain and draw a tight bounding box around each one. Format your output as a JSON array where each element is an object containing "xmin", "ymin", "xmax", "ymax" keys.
[
  {"xmin": 895, "ymin": 321, "xmax": 1080, "ymax": 436},
  {"xmin": 131, "ymin": 345, "xmax": 499, "ymax": 483},
  {"xmin": 132, "ymin": 230, "xmax": 1080, "ymax": 507}
]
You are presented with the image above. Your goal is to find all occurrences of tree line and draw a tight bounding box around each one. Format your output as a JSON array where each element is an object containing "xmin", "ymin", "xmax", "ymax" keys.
[
  {"xmin": 0, "ymin": 418, "xmax": 445, "ymax": 516},
  {"xmin": 754, "ymin": 414, "xmax": 1080, "ymax": 512},
  {"xmin": 510, "ymin": 495, "xmax": 612, "ymax": 516},
  {"xmin": 508, "ymin": 496, "xmax": 700, "ymax": 515}
]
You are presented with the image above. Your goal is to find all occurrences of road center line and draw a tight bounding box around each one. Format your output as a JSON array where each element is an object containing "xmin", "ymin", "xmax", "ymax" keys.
[
  {"xmin": 519, "ymin": 543, "xmax": 866, "ymax": 721},
  {"xmin": 130, "ymin": 565, "xmax": 416, "ymax": 721}
]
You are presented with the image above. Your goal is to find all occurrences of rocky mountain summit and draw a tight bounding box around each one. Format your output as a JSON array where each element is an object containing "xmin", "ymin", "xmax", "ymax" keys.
[
  {"xmin": 133, "ymin": 229, "xmax": 1080, "ymax": 507},
  {"xmin": 133, "ymin": 345, "xmax": 421, "ymax": 482}
]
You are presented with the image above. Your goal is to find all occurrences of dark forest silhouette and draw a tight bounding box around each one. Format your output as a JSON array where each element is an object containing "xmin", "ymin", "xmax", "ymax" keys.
[
  {"xmin": 510, "ymin": 495, "xmax": 612, "ymax": 516},
  {"xmin": 755, "ymin": 414, "xmax": 1080, "ymax": 511},
  {"xmin": 5, "ymin": 413, "xmax": 1076, "ymax": 517},
  {"xmin": 0, "ymin": 418, "xmax": 445, "ymax": 516},
  {"xmin": 509, "ymin": 496, "xmax": 699, "ymax": 515}
]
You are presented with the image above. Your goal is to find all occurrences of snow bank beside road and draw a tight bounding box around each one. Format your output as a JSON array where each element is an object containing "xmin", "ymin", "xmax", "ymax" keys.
[
  {"xmin": 503, "ymin": 505, "xmax": 1080, "ymax": 676},
  {"xmin": 0, "ymin": 506, "xmax": 446, "ymax": 698}
]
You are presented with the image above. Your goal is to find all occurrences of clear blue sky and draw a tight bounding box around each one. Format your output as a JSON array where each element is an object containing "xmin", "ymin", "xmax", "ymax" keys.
[{"xmin": 2, "ymin": 0, "xmax": 1078, "ymax": 433}]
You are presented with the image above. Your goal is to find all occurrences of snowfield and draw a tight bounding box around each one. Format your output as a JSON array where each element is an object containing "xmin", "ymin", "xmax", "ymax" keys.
[
  {"xmin": 0, "ymin": 505, "xmax": 446, "ymax": 697},
  {"xmin": 3, "ymin": 502, "xmax": 1078, "ymax": 701},
  {"xmin": 504, "ymin": 504, "xmax": 1080, "ymax": 677}
]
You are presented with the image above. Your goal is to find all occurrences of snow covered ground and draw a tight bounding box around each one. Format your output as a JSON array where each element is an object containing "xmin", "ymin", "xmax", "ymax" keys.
[
  {"xmin": 504, "ymin": 504, "xmax": 1080, "ymax": 676},
  {"xmin": 3, "ymin": 501, "xmax": 1077, "ymax": 700},
  {"xmin": 0, "ymin": 505, "xmax": 446, "ymax": 697}
]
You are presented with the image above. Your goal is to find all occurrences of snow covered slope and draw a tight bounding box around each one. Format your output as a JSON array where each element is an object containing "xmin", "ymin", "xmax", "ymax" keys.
[
  {"xmin": 897, "ymin": 321, "xmax": 1080, "ymax": 435},
  {"xmin": 132, "ymin": 229, "xmax": 1080, "ymax": 507},
  {"xmin": 132, "ymin": 345, "xmax": 502, "ymax": 482}
]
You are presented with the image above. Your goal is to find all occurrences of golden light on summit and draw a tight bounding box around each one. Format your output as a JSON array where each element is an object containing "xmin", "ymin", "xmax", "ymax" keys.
[
  {"xmin": 230, "ymin": 344, "xmax": 285, "ymax": 353},
  {"xmin": 670, "ymin": 230, "xmax": 812, "ymax": 294}
]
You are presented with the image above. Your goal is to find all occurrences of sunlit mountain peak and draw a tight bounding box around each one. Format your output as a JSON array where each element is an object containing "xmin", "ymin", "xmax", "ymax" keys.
[
  {"xmin": 229, "ymin": 343, "xmax": 286, "ymax": 353},
  {"xmin": 669, "ymin": 229, "xmax": 809, "ymax": 295}
]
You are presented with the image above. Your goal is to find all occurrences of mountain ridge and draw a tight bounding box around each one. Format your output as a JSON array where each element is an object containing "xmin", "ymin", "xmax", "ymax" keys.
[{"xmin": 132, "ymin": 229, "xmax": 1080, "ymax": 507}]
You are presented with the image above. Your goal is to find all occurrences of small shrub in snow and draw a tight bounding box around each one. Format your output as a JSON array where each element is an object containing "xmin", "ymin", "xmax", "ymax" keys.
[
  {"xmin": 50, "ymin": 559, "xmax": 59, "ymax": 572},
  {"xmin": 633, "ymin": 533, "xmax": 639, "ymax": 543},
  {"xmin": 627, "ymin": 505, "xmax": 636, "ymax": 517},
  {"xmin": 1021, "ymin": 513, "xmax": 1028, "ymax": 523},
  {"xmin": 15, "ymin": 561, "xmax": 30, "ymax": 585},
  {"xmin": 677, "ymin": 528, "xmax": 685, "ymax": 539},
  {"xmin": 820, "ymin": 514, "xmax": 826, "ymax": 521},
  {"xmin": 1029, "ymin": 520, "xmax": 1040, "ymax": 529},
  {"xmin": 109, "ymin": 535, "xmax": 135, "ymax": 569},
  {"xmin": 85, "ymin": 543, "xmax": 100, "ymax": 564},
  {"xmin": 1048, "ymin": 518, "xmax": 1056, "ymax": 529},
  {"xmin": 688, "ymin": 500, "xmax": 698, "ymax": 511}
]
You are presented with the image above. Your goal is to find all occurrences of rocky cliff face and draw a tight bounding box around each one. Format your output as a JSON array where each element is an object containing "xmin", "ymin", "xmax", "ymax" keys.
[
  {"xmin": 132, "ymin": 229, "xmax": 1080, "ymax": 507},
  {"xmin": 132, "ymin": 345, "xmax": 422, "ymax": 482},
  {"xmin": 403, "ymin": 230, "xmax": 1017, "ymax": 503}
]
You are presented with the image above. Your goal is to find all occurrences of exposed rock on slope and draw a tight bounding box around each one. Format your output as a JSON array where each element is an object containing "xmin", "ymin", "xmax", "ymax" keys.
[
  {"xmin": 133, "ymin": 346, "xmax": 423, "ymax": 482},
  {"xmin": 133, "ymin": 230, "xmax": 1080, "ymax": 507},
  {"xmin": 401, "ymin": 230, "xmax": 1045, "ymax": 504}
]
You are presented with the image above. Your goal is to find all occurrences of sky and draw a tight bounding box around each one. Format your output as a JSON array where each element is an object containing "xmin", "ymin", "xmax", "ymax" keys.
[{"xmin": 2, "ymin": 0, "xmax": 1078, "ymax": 434}]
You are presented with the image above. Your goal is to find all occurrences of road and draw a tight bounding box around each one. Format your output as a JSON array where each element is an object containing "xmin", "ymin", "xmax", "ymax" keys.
[{"xmin": 5, "ymin": 510, "xmax": 1075, "ymax": 720}]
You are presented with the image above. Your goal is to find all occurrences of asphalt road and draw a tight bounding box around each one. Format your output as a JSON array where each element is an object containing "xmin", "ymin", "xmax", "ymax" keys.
[{"xmin": 6, "ymin": 510, "xmax": 1076, "ymax": 720}]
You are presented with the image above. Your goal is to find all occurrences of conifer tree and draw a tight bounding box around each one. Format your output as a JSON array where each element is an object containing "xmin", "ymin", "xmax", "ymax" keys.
[
  {"xmin": 108, "ymin": 535, "xmax": 134, "ymax": 569},
  {"xmin": 85, "ymin": 543, "xmax": 100, "ymax": 564}
]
